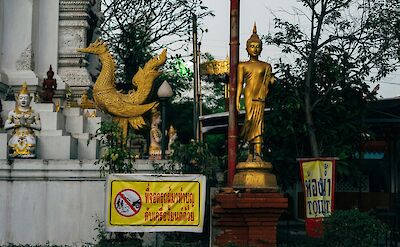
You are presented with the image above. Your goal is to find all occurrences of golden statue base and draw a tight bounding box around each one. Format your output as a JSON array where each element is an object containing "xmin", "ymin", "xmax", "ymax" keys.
[{"xmin": 232, "ymin": 161, "xmax": 278, "ymax": 189}]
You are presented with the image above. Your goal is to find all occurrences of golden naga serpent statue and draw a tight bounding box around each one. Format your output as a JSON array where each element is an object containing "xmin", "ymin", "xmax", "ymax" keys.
[{"xmin": 77, "ymin": 39, "xmax": 167, "ymax": 138}]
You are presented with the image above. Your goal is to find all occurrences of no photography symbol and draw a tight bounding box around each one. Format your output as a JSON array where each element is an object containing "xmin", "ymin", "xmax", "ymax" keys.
[{"xmin": 114, "ymin": 189, "xmax": 142, "ymax": 217}]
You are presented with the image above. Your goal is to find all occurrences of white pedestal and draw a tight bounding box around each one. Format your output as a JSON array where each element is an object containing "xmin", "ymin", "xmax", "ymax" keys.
[
  {"xmin": 62, "ymin": 107, "xmax": 82, "ymax": 117},
  {"xmin": 32, "ymin": 102, "xmax": 54, "ymax": 112},
  {"xmin": 0, "ymin": 133, "xmax": 8, "ymax": 159},
  {"xmin": 84, "ymin": 117, "xmax": 101, "ymax": 134},
  {"xmin": 65, "ymin": 115, "xmax": 86, "ymax": 134},
  {"xmin": 40, "ymin": 112, "xmax": 65, "ymax": 130},
  {"xmin": 73, "ymin": 133, "xmax": 99, "ymax": 160},
  {"xmin": 38, "ymin": 136, "xmax": 77, "ymax": 159}
]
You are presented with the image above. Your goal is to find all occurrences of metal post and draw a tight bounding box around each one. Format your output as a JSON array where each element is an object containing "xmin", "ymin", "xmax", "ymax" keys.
[
  {"xmin": 192, "ymin": 13, "xmax": 199, "ymax": 141},
  {"xmin": 227, "ymin": 0, "xmax": 240, "ymax": 187},
  {"xmin": 197, "ymin": 41, "xmax": 203, "ymax": 141},
  {"xmin": 161, "ymin": 98, "xmax": 167, "ymax": 159}
]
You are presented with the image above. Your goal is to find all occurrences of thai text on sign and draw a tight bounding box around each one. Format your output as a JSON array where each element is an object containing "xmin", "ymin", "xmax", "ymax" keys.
[
  {"xmin": 105, "ymin": 174, "xmax": 206, "ymax": 233},
  {"xmin": 300, "ymin": 160, "xmax": 336, "ymax": 219}
]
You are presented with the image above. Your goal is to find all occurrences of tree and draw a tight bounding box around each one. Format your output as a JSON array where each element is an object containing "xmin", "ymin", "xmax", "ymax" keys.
[
  {"xmin": 99, "ymin": 0, "xmax": 213, "ymax": 88},
  {"xmin": 266, "ymin": 0, "xmax": 400, "ymax": 158}
]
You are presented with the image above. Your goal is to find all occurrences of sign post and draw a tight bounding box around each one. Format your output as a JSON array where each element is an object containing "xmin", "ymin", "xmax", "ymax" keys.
[
  {"xmin": 298, "ymin": 158, "xmax": 337, "ymax": 237},
  {"xmin": 105, "ymin": 174, "xmax": 206, "ymax": 233}
]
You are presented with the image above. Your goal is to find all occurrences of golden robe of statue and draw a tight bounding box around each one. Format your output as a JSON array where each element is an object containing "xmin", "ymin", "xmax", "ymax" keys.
[{"xmin": 236, "ymin": 24, "xmax": 275, "ymax": 162}]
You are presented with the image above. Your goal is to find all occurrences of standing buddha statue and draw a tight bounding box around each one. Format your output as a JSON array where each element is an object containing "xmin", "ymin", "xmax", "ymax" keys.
[
  {"xmin": 233, "ymin": 24, "xmax": 277, "ymax": 189},
  {"xmin": 4, "ymin": 83, "xmax": 41, "ymax": 158},
  {"xmin": 236, "ymin": 23, "xmax": 275, "ymax": 162}
]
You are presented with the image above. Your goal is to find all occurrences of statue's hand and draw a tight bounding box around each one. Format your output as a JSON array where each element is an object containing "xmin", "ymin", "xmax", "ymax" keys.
[
  {"xmin": 236, "ymin": 100, "xmax": 240, "ymax": 112},
  {"xmin": 19, "ymin": 117, "xmax": 26, "ymax": 126}
]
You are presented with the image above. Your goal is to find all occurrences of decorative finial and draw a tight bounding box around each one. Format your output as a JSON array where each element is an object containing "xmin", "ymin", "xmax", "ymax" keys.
[
  {"xmin": 19, "ymin": 82, "xmax": 29, "ymax": 95},
  {"xmin": 253, "ymin": 22, "xmax": 257, "ymax": 34},
  {"xmin": 246, "ymin": 22, "xmax": 262, "ymax": 47}
]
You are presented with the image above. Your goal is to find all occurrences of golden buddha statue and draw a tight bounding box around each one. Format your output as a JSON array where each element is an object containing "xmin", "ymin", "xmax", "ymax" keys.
[
  {"xmin": 4, "ymin": 83, "xmax": 41, "ymax": 158},
  {"xmin": 236, "ymin": 23, "xmax": 275, "ymax": 162},
  {"xmin": 233, "ymin": 24, "xmax": 277, "ymax": 189},
  {"xmin": 149, "ymin": 109, "xmax": 162, "ymax": 158}
]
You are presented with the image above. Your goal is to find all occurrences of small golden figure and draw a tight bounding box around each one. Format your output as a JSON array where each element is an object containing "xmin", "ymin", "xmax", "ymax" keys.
[
  {"xmin": 168, "ymin": 125, "xmax": 178, "ymax": 155},
  {"xmin": 4, "ymin": 83, "xmax": 41, "ymax": 158},
  {"xmin": 236, "ymin": 23, "xmax": 275, "ymax": 162},
  {"xmin": 55, "ymin": 100, "xmax": 61, "ymax": 112},
  {"xmin": 80, "ymin": 90, "xmax": 96, "ymax": 109},
  {"xmin": 149, "ymin": 109, "xmax": 162, "ymax": 158},
  {"xmin": 65, "ymin": 84, "xmax": 78, "ymax": 107}
]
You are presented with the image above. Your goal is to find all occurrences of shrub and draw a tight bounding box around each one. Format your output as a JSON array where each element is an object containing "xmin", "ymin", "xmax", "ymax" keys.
[{"xmin": 323, "ymin": 209, "xmax": 388, "ymax": 247}]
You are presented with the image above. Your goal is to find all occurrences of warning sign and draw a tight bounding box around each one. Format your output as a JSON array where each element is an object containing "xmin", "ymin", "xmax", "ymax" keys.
[
  {"xmin": 114, "ymin": 189, "xmax": 141, "ymax": 217},
  {"xmin": 105, "ymin": 174, "xmax": 206, "ymax": 233}
]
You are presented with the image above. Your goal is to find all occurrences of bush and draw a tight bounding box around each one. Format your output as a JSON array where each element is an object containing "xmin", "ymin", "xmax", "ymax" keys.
[{"xmin": 323, "ymin": 209, "xmax": 388, "ymax": 247}]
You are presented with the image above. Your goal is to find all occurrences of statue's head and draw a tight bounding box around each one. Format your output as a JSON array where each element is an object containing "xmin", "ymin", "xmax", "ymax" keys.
[
  {"xmin": 169, "ymin": 125, "xmax": 177, "ymax": 138},
  {"xmin": 17, "ymin": 82, "xmax": 31, "ymax": 108},
  {"xmin": 151, "ymin": 108, "xmax": 161, "ymax": 124},
  {"xmin": 246, "ymin": 23, "xmax": 262, "ymax": 57},
  {"xmin": 77, "ymin": 39, "xmax": 108, "ymax": 55}
]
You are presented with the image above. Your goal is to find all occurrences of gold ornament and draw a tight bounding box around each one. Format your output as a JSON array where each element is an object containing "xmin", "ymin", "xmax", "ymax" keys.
[
  {"xmin": 78, "ymin": 39, "xmax": 166, "ymax": 138},
  {"xmin": 19, "ymin": 82, "xmax": 29, "ymax": 95}
]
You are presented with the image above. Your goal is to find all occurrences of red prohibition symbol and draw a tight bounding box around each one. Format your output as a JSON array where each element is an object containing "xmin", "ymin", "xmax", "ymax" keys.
[{"xmin": 114, "ymin": 189, "xmax": 142, "ymax": 217}]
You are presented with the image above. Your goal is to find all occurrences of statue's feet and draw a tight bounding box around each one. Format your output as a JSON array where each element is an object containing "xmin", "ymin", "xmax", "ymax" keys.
[
  {"xmin": 254, "ymin": 154, "xmax": 263, "ymax": 162},
  {"xmin": 246, "ymin": 154, "xmax": 253, "ymax": 162}
]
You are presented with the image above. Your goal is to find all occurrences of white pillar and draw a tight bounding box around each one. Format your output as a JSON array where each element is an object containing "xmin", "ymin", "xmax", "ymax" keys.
[
  {"xmin": 32, "ymin": 0, "xmax": 63, "ymax": 89},
  {"xmin": 58, "ymin": 0, "xmax": 92, "ymax": 98},
  {"xmin": 0, "ymin": 0, "xmax": 3, "ymax": 81},
  {"xmin": 0, "ymin": 0, "xmax": 38, "ymax": 88}
]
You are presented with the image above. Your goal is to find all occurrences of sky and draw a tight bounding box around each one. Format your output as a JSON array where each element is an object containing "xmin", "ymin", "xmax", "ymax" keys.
[{"xmin": 198, "ymin": 0, "xmax": 400, "ymax": 99}]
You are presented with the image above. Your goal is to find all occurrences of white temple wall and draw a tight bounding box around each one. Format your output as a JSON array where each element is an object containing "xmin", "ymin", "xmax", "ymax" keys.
[
  {"xmin": 0, "ymin": 160, "xmax": 105, "ymax": 246},
  {"xmin": 0, "ymin": 0, "xmax": 38, "ymax": 88},
  {"xmin": 0, "ymin": 159, "xmax": 164, "ymax": 246}
]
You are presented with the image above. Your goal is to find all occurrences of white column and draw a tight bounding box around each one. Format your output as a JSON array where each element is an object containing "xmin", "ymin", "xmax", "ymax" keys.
[
  {"xmin": 0, "ymin": 0, "xmax": 3, "ymax": 81},
  {"xmin": 32, "ymin": 0, "xmax": 63, "ymax": 89},
  {"xmin": 58, "ymin": 0, "xmax": 92, "ymax": 98},
  {"xmin": 0, "ymin": 0, "xmax": 38, "ymax": 88}
]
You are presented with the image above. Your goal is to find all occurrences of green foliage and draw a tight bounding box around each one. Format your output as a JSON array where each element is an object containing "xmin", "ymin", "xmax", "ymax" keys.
[
  {"xmin": 93, "ymin": 219, "xmax": 143, "ymax": 247},
  {"xmin": 323, "ymin": 209, "xmax": 388, "ymax": 247},
  {"xmin": 100, "ymin": 0, "xmax": 213, "ymax": 87},
  {"xmin": 91, "ymin": 121, "xmax": 136, "ymax": 175},
  {"xmin": 169, "ymin": 140, "xmax": 223, "ymax": 184},
  {"xmin": 264, "ymin": 0, "xmax": 400, "ymax": 186}
]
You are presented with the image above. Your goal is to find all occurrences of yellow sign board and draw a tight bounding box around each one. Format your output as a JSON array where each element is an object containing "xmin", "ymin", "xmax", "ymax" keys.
[
  {"xmin": 105, "ymin": 174, "xmax": 206, "ymax": 232},
  {"xmin": 300, "ymin": 160, "xmax": 335, "ymax": 219}
]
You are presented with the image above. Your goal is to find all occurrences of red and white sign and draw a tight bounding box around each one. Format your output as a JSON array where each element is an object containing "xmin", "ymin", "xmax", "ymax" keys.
[{"xmin": 114, "ymin": 189, "xmax": 142, "ymax": 217}]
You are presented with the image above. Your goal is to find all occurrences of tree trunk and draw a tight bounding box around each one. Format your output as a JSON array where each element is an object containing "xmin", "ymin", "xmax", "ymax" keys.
[{"xmin": 304, "ymin": 54, "xmax": 319, "ymax": 157}]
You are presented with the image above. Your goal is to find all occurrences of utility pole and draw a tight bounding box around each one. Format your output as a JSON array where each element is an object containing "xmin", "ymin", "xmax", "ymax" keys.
[
  {"xmin": 197, "ymin": 41, "xmax": 203, "ymax": 141},
  {"xmin": 227, "ymin": 0, "xmax": 240, "ymax": 187},
  {"xmin": 192, "ymin": 13, "xmax": 201, "ymax": 141}
]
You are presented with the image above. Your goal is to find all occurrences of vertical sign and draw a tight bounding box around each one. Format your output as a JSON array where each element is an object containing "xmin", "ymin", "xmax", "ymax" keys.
[{"xmin": 299, "ymin": 159, "xmax": 336, "ymax": 237}]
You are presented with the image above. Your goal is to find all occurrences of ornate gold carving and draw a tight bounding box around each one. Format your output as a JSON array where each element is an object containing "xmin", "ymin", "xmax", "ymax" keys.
[
  {"xmin": 77, "ymin": 39, "xmax": 166, "ymax": 138},
  {"xmin": 200, "ymin": 57, "xmax": 229, "ymax": 75}
]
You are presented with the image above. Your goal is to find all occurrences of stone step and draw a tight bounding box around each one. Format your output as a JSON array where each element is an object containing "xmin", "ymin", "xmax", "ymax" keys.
[
  {"xmin": 40, "ymin": 111, "xmax": 65, "ymax": 130},
  {"xmin": 37, "ymin": 135, "xmax": 77, "ymax": 159}
]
